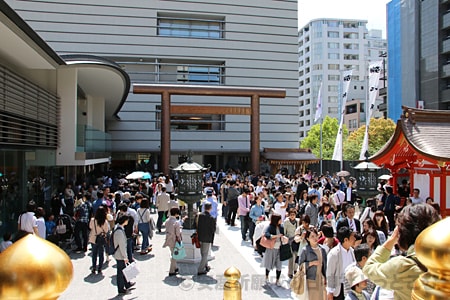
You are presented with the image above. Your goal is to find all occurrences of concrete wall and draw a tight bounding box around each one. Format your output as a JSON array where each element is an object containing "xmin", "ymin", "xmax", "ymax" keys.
[{"xmin": 8, "ymin": 0, "xmax": 299, "ymax": 155}]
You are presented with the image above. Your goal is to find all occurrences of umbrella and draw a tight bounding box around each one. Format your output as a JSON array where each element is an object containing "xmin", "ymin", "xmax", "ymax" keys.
[
  {"xmin": 378, "ymin": 174, "xmax": 392, "ymax": 180},
  {"xmin": 125, "ymin": 171, "xmax": 145, "ymax": 180},
  {"xmin": 353, "ymin": 161, "xmax": 381, "ymax": 170},
  {"xmin": 336, "ymin": 170, "xmax": 351, "ymax": 177},
  {"xmin": 141, "ymin": 172, "xmax": 151, "ymax": 180}
]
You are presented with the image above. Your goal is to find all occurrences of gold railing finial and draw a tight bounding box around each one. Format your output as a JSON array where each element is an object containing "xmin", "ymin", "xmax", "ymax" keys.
[
  {"xmin": 412, "ymin": 217, "xmax": 450, "ymax": 300},
  {"xmin": 223, "ymin": 266, "xmax": 241, "ymax": 300}
]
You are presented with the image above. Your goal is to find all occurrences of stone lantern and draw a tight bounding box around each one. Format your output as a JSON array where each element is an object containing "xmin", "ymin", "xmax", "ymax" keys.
[
  {"xmin": 172, "ymin": 151, "xmax": 206, "ymax": 264},
  {"xmin": 353, "ymin": 151, "xmax": 381, "ymax": 203},
  {"xmin": 173, "ymin": 151, "xmax": 206, "ymax": 230}
]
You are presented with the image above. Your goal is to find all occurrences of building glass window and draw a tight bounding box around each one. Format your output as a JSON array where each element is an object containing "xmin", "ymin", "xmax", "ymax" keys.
[
  {"xmin": 158, "ymin": 16, "xmax": 224, "ymax": 38},
  {"xmin": 328, "ymin": 42, "xmax": 340, "ymax": 49},
  {"xmin": 328, "ymin": 53, "xmax": 340, "ymax": 59},
  {"xmin": 177, "ymin": 65, "xmax": 223, "ymax": 84},
  {"xmin": 328, "ymin": 85, "xmax": 338, "ymax": 92},
  {"xmin": 328, "ymin": 64, "xmax": 340, "ymax": 70},
  {"xmin": 328, "ymin": 31, "xmax": 339, "ymax": 38},
  {"xmin": 328, "ymin": 96, "xmax": 338, "ymax": 103},
  {"xmin": 328, "ymin": 107, "xmax": 338, "ymax": 114}
]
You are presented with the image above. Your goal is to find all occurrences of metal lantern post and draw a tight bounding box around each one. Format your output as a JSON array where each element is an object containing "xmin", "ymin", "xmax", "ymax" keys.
[{"xmin": 173, "ymin": 152, "xmax": 205, "ymax": 229}]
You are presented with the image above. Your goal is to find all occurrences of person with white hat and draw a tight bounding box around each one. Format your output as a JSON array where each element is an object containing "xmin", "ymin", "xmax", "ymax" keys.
[{"xmin": 344, "ymin": 266, "xmax": 370, "ymax": 300}]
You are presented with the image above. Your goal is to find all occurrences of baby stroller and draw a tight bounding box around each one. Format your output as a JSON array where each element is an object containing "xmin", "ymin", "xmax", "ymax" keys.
[{"xmin": 54, "ymin": 214, "xmax": 75, "ymax": 251}]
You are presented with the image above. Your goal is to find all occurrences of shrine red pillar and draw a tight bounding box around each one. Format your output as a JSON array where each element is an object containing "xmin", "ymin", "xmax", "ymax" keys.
[
  {"xmin": 251, "ymin": 94, "xmax": 260, "ymax": 175},
  {"xmin": 440, "ymin": 167, "xmax": 447, "ymax": 217}
]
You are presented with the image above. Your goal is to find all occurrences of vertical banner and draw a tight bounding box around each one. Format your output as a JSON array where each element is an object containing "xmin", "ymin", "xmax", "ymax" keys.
[
  {"xmin": 332, "ymin": 70, "xmax": 353, "ymax": 162},
  {"xmin": 360, "ymin": 61, "xmax": 383, "ymax": 160},
  {"xmin": 314, "ymin": 82, "xmax": 323, "ymax": 123}
]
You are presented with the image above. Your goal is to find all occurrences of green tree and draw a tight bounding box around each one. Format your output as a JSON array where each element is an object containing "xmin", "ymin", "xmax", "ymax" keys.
[
  {"xmin": 343, "ymin": 118, "xmax": 396, "ymax": 160},
  {"xmin": 300, "ymin": 116, "xmax": 348, "ymax": 159}
]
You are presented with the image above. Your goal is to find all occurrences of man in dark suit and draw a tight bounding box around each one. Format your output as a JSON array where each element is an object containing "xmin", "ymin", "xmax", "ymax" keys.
[
  {"xmin": 196, "ymin": 202, "xmax": 216, "ymax": 275},
  {"xmin": 295, "ymin": 177, "xmax": 309, "ymax": 201},
  {"xmin": 336, "ymin": 204, "xmax": 361, "ymax": 233}
]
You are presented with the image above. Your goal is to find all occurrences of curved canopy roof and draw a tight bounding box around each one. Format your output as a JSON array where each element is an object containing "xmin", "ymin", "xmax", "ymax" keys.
[
  {"xmin": 62, "ymin": 55, "xmax": 130, "ymax": 120},
  {"xmin": 371, "ymin": 106, "xmax": 450, "ymax": 170}
]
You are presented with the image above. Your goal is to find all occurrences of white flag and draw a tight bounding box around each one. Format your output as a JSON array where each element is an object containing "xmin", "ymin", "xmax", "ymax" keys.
[
  {"xmin": 360, "ymin": 61, "xmax": 383, "ymax": 160},
  {"xmin": 314, "ymin": 82, "xmax": 323, "ymax": 123},
  {"xmin": 332, "ymin": 70, "xmax": 353, "ymax": 162}
]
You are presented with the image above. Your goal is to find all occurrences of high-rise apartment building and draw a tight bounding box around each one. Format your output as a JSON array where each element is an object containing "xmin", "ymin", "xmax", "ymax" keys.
[
  {"xmin": 298, "ymin": 19, "xmax": 386, "ymax": 139},
  {"xmin": 7, "ymin": 0, "xmax": 299, "ymax": 172},
  {"xmin": 387, "ymin": 0, "xmax": 450, "ymax": 121}
]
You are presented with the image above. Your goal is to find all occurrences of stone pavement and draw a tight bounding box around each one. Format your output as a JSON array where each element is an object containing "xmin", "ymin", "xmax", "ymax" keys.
[{"xmin": 59, "ymin": 209, "xmax": 296, "ymax": 300}]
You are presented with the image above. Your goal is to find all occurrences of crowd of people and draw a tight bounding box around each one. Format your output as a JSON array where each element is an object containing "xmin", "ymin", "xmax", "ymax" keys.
[
  {"xmin": 209, "ymin": 168, "xmax": 441, "ymax": 300},
  {"xmin": 1, "ymin": 168, "xmax": 443, "ymax": 299}
]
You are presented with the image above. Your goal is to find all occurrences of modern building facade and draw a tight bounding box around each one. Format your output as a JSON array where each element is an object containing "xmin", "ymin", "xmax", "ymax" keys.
[
  {"xmin": 387, "ymin": 0, "xmax": 450, "ymax": 121},
  {"xmin": 298, "ymin": 19, "xmax": 386, "ymax": 139},
  {"xmin": 0, "ymin": 0, "xmax": 129, "ymax": 235},
  {"xmin": 8, "ymin": 0, "xmax": 299, "ymax": 173}
]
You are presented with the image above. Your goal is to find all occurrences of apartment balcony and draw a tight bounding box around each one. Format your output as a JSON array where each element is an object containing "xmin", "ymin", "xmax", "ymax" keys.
[
  {"xmin": 443, "ymin": 39, "xmax": 450, "ymax": 53},
  {"xmin": 443, "ymin": 63, "xmax": 450, "ymax": 78},
  {"xmin": 444, "ymin": 11, "xmax": 450, "ymax": 29}
]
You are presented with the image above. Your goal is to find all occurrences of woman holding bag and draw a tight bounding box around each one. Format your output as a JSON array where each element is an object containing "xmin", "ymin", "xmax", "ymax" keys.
[
  {"xmin": 297, "ymin": 227, "xmax": 327, "ymax": 300},
  {"xmin": 262, "ymin": 213, "xmax": 284, "ymax": 286},
  {"xmin": 163, "ymin": 207, "xmax": 182, "ymax": 276},
  {"xmin": 89, "ymin": 205, "xmax": 110, "ymax": 274},
  {"xmin": 137, "ymin": 198, "xmax": 152, "ymax": 254}
]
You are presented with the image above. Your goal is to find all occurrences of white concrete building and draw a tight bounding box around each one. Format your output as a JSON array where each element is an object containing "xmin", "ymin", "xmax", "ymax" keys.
[
  {"xmin": 298, "ymin": 19, "xmax": 386, "ymax": 140},
  {"xmin": 8, "ymin": 0, "xmax": 299, "ymax": 172}
]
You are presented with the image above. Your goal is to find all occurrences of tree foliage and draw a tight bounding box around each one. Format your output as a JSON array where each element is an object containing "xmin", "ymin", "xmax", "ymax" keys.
[
  {"xmin": 300, "ymin": 116, "xmax": 348, "ymax": 160},
  {"xmin": 343, "ymin": 118, "xmax": 396, "ymax": 160}
]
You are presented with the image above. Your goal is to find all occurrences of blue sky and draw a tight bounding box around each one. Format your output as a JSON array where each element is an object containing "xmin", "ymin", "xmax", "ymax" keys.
[{"xmin": 298, "ymin": 0, "xmax": 391, "ymax": 37}]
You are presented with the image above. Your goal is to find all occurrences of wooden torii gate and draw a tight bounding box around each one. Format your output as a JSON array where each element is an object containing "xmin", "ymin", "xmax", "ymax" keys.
[{"xmin": 133, "ymin": 84, "xmax": 286, "ymax": 175}]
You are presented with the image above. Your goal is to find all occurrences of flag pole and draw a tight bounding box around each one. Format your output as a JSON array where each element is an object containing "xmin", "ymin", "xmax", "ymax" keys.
[
  {"xmin": 320, "ymin": 117, "xmax": 323, "ymax": 174},
  {"xmin": 314, "ymin": 82, "xmax": 323, "ymax": 175}
]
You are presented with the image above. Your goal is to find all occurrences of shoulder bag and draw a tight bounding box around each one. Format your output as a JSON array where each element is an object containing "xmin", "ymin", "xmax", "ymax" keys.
[
  {"xmin": 290, "ymin": 263, "xmax": 309, "ymax": 299},
  {"xmin": 172, "ymin": 241, "xmax": 186, "ymax": 260},
  {"xmin": 94, "ymin": 220, "xmax": 107, "ymax": 246},
  {"xmin": 56, "ymin": 218, "xmax": 67, "ymax": 234},
  {"xmin": 260, "ymin": 235, "xmax": 276, "ymax": 249}
]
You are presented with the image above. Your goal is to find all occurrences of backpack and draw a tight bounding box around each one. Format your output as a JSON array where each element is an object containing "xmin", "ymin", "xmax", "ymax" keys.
[{"xmin": 108, "ymin": 227, "xmax": 124, "ymax": 255}]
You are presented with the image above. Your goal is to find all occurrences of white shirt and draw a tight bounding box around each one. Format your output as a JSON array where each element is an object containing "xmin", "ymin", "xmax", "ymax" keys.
[
  {"xmin": 346, "ymin": 187, "xmax": 352, "ymax": 202},
  {"xmin": 334, "ymin": 190, "xmax": 345, "ymax": 206},
  {"xmin": 0, "ymin": 240, "xmax": 12, "ymax": 252},
  {"xmin": 36, "ymin": 217, "xmax": 46, "ymax": 239},
  {"xmin": 18, "ymin": 212, "xmax": 37, "ymax": 233},
  {"xmin": 274, "ymin": 201, "xmax": 287, "ymax": 221},
  {"xmin": 255, "ymin": 185, "xmax": 264, "ymax": 195},
  {"xmin": 410, "ymin": 196, "xmax": 424, "ymax": 205},
  {"xmin": 340, "ymin": 244, "xmax": 355, "ymax": 281}
]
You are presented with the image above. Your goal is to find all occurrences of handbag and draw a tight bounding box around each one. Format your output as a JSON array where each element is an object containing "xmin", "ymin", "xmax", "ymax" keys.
[
  {"xmin": 260, "ymin": 235, "xmax": 276, "ymax": 249},
  {"xmin": 290, "ymin": 264, "xmax": 308, "ymax": 299},
  {"xmin": 56, "ymin": 219, "xmax": 67, "ymax": 234},
  {"xmin": 94, "ymin": 220, "xmax": 106, "ymax": 246},
  {"xmin": 279, "ymin": 243, "xmax": 292, "ymax": 261},
  {"xmin": 191, "ymin": 232, "xmax": 201, "ymax": 248},
  {"xmin": 122, "ymin": 261, "xmax": 139, "ymax": 282},
  {"xmin": 95, "ymin": 233, "xmax": 107, "ymax": 246},
  {"xmin": 172, "ymin": 241, "xmax": 186, "ymax": 260}
]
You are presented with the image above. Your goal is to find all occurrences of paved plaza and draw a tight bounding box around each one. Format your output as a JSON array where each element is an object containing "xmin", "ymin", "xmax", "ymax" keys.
[{"xmin": 59, "ymin": 208, "xmax": 295, "ymax": 300}]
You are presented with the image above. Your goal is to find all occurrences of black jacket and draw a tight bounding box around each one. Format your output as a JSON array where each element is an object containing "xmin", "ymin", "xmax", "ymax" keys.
[
  {"xmin": 197, "ymin": 211, "xmax": 216, "ymax": 243},
  {"xmin": 336, "ymin": 217, "xmax": 361, "ymax": 233}
]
